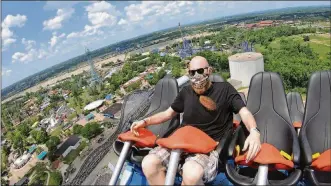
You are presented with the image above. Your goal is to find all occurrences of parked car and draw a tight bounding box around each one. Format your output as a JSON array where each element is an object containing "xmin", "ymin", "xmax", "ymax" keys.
[{"xmin": 103, "ymin": 113, "xmax": 114, "ymax": 118}]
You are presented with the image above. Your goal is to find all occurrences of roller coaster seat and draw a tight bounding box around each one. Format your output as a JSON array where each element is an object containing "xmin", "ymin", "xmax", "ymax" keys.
[
  {"xmin": 286, "ymin": 92, "xmax": 304, "ymax": 129},
  {"xmin": 299, "ymin": 71, "xmax": 331, "ymax": 186},
  {"xmin": 225, "ymin": 72, "xmax": 302, "ymax": 185},
  {"xmin": 113, "ymin": 76, "xmax": 181, "ymax": 165},
  {"xmin": 209, "ymin": 73, "xmax": 224, "ymax": 83}
]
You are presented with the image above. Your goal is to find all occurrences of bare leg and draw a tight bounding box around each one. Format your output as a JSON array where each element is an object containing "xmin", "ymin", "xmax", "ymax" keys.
[
  {"xmin": 142, "ymin": 154, "xmax": 166, "ymax": 185},
  {"xmin": 181, "ymin": 161, "xmax": 204, "ymax": 185}
]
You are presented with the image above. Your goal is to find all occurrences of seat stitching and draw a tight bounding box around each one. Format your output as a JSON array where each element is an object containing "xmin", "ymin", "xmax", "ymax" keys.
[{"xmin": 302, "ymin": 72, "xmax": 322, "ymax": 154}]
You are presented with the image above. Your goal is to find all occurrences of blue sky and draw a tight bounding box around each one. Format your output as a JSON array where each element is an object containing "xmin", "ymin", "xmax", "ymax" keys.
[{"xmin": 1, "ymin": 1, "xmax": 329, "ymax": 88}]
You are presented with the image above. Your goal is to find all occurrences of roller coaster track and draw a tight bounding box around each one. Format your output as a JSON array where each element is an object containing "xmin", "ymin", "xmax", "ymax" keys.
[{"xmin": 66, "ymin": 90, "xmax": 154, "ymax": 185}]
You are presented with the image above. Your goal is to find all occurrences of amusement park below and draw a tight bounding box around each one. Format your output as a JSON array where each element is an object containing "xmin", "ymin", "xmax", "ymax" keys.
[{"xmin": 109, "ymin": 70, "xmax": 331, "ymax": 186}]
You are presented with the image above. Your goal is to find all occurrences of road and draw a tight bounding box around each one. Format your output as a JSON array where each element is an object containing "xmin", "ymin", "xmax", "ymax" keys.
[
  {"xmin": 46, "ymin": 171, "xmax": 50, "ymax": 185},
  {"xmin": 82, "ymin": 149, "xmax": 119, "ymax": 185}
]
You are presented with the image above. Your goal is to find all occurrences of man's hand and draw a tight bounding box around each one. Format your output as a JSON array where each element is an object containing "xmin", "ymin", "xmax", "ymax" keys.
[
  {"xmin": 130, "ymin": 120, "xmax": 147, "ymax": 136},
  {"xmin": 242, "ymin": 129, "xmax": 261, "ymax": 162}
]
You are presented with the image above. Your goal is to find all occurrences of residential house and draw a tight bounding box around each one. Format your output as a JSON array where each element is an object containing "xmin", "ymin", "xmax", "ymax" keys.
[
  {"xmin": 54, "ymin": 135, "xmax": 81, "ymax": 158},
  {"xmin": 258, "ymin": 20, "xmax": 274, "ymax": 27},
  {"xmin": 39, "ymin": 115, "xmax": 61, "ymax": 132},
  {"xmin": 245, "ymin": 23, "xmax": 257, "ymax": 29},
  {"xmin": 56, "ymin": 104, "xmax": 75, "ymax": 121}
]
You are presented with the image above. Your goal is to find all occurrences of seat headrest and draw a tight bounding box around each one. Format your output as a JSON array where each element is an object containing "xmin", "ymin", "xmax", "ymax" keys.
[
  {"xmin": 246, "ymin": 72, "xmax": 291, "ymax": 123},
  {"xmin": 209, "ymin": 74, "xmax": 224, "ymax": 82},
  {"xmin": 286, "ymin": 92, "xmax": 304, "ymax": 124}
]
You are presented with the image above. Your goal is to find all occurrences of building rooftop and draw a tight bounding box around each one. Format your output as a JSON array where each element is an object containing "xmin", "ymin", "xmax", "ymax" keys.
[
  {"xmin": 54, "ymin": 135, "xmax": 80, "ymax": 157},
  {"xmin": 102, "ymin": 103, "xmax": 122, "ymax": 115},
  {"xmin": 260, "ymin": 20, "xmax": 274, "ymax": 24},
  {"xmin": 228, "ymin": 52, "xmax": 263, "ymax": 62},
  {"xmin": 84, "ymin": 100, "xmax": 104, "ymax": 111},
  {"xmin": 14, "ymin": 177, "xmax": 29, "ymax": 186}
]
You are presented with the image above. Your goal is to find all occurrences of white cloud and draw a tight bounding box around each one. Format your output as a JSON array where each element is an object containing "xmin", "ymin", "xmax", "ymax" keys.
[
  {"xmin": 64, "ymin": 1, "xmax": 120, "ymax": 44},
  {"xmin": 37, "ymin": 49, "xmax": 48, "ymax": 59},
  {"xmin": 43, "ymin": 8, "xmax": 75, "ymax": 30},
  {"xmin": 85, "ymin": 1, "xmax": 120, "ymax": 29},
  {"xmin": 124, "ymin": 1, "xmax": 194, "ymax": 23},
  {"xmin": 49, "ymin": 32, "xmax": 66, "ymax": 48},
  {"xmin": 2, "ymin": 68, "xmax": 12, "ymax": 77},
  {"xmin": 67, "ymin": 32, "xmax": 79, "ymax": 39},
  {"xmin": 1, "ymin": 14, "xmax": 27, "ymax": 49},
  {"xmin": 12, "ymin": 49, "xmax": 37, "ymax": 63},
  {"xmin": 2, "ymin": 14, "xmax": 27, "ymax": 28},
  {"xmin": 22, "ymin": 38, "xmax": 36, "ymax": 50},
  {"xmin": 118, "ymin": 18, "xmax": 128, "ymax": 25}
]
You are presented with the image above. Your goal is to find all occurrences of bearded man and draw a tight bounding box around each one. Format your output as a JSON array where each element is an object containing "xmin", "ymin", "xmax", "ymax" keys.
[{"xmin": 130, "ymin": 56, "xmax": 261, "ymax": 185}]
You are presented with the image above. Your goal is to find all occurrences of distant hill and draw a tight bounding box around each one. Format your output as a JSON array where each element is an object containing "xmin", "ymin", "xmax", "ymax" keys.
[{"xmin": 2, "ymin": 5, "xmax": 329, "ymax": 100}]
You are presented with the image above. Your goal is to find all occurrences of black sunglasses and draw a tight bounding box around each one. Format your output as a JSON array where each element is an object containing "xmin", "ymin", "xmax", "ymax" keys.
[{"xmin": 189, "ymin": 67, "xmax": 209, "ymax": 76}]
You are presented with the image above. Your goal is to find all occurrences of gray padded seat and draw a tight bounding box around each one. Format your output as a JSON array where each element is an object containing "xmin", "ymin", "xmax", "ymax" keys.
[
  {"xmin": 287, "ymin": 92, "xmax": 304, "ymax": 128},
  {"xmin": 113, "ymin": 76, "xmax": 181, "ymax": 164},
  {"xmin": 300, "ymin": 71, "xmax": 331, "ymax": 185},
  {"xmin": 225, "ymin": 72, "xmax": 301, "ymax": 185}
]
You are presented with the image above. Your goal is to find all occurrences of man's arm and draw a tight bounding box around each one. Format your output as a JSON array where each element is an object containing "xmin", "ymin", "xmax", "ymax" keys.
[
  {"xmin": 130, "ymin": 107, "xmax": 178, "ymax": 136},
  {"xmin": 144, "ymin": 107, "xmax": 178, "ymax": 126},
  {"xmin": 239, "ymin": 107, "xmax": 257, "ymax": 131},
  {"xmin": 238, "ymin": 107, "xmax": 261, "ymax": 162}
]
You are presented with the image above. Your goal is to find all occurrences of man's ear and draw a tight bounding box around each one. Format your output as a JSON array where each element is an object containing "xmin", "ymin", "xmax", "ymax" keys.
[{"xmin": 208, "ymin": 67, "xmax": 213, "ymax": 75}]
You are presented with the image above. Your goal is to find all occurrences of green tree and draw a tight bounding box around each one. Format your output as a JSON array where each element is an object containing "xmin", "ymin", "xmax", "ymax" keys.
[
  {"xmin": 73, "ymin": 125, "xmax": 83, "ymax": 135},
  {"xmin": 16, "ymin": 123, "xmax": 31, "ymax": 137},
  {"xmin": 126, "ymin": 81, "xmax": 142, "ymax": 92},
  {"xmin": 68, "ymin": 112, "xmax": 77, "ymax": 121},
  {"xmin": 31, "ymin": 130, "xmax": 49, "ymax": 144},
  {"xmin": 51, "ymin": 171, "xmax": 63, "ymax": 185},
  {"xmin": 46, "ymin": 136, "xmax": 61, "ymax": 151},
  {"xmin": 157, "ymin": 68, "xmax": 167, "ymax": 79},
  {"xmin": 303, "ymin": 35, "xmax": 310, "ymax": 42},
  {"xmin": 12, "ymin": 131, "xmax": 27, "ymax": 154},
  {"xmin": 1, "ymin": 152, "xmax": 8, "ymax": 172},
  {"xmin": 81, "ymin": 122, "xmax": 102, "ymax": 139}
]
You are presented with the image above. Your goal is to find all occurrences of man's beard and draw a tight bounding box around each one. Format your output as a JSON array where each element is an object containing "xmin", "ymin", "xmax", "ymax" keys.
[
  {"xmin": 192, "ymin": 80, "xmax": 211, "ymax": 95},
  {"xmin": 191, "ymin": 80, "xmax": 216, "ymax": 111}
]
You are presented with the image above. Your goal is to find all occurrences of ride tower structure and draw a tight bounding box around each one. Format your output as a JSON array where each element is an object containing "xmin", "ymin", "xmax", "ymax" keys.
[
  {"xmin": 85, "ymin": 47, "xmax": 101, "ymax": 84},
  {"xmin": 177, "ymin": 22, "xmax": 193, "ymax": 59},
  {"xmin": 240, "ymin": 41, "xmax": 254, "ymax": 52}
]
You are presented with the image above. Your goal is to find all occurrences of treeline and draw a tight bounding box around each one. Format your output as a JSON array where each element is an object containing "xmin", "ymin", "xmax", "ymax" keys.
[
  {"xmin": 263, "ymin": 37, "xmax": 330, "ymax": 93},
  {"xmin": 106, "ymin": 54, "xmax": 183, "ymax": 93},
  {"xmin": 191, "ymin": 25, "xmax": 328, "ymax": 93},
  {"xmin": 243, "ymin": 26, "xmax": 317, "ymax": 46}
]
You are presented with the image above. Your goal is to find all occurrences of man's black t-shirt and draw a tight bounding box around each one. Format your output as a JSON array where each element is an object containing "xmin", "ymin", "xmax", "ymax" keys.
[{"xmin": 171, "ymin": 82, "xmax": 246, "ymax": 142}]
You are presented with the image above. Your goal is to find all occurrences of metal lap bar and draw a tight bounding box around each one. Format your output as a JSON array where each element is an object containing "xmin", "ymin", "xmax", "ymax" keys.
[
  {"xmin": 165, "ymin": 149, "xmax": 182, "ymax": 185},
  {"xmin": 256, "ymin": 164, "xmax": 268, "ymax": 185},
  {"xmin": 297, "ymin": 128, "xmax": 301, "ymax": 136},
  {"xmin": 109, "ymin": 141, "xmax": 132, "ymax": 185}
]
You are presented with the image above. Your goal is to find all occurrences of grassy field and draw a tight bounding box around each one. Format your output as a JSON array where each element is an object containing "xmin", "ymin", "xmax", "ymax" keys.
[
  {"xmin": 309, "ymin": 42, "xmax": 330, "ymax": 60},
  {"xmin": 267, "ymin": 34, "xmax": 330, "ymax": 60},
  {"xmin": 63, "ymin": 140, "xmax": 87, "ymax": 164},
  {"xmin": 48, "ymin": 171, "xmax": 62, "ymax": 185}
]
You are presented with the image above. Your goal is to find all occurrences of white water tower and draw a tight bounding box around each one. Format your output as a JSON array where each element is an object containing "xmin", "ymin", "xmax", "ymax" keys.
[{"xmin": 228, "ymin": 52, "xmax": 264, "ymax": 87}]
